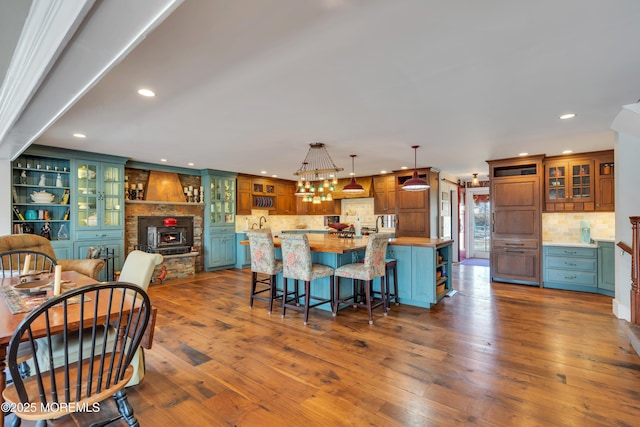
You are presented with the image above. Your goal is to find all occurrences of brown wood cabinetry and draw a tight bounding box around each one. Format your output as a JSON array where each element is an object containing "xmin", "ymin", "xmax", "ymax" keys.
[
  {"xmin": 488, "ymin": 156, "xmax": 543, "ymax": 286},
  {"xmin": 395, "ymin": 168, "xmax": 430, "ymax": 238},
  {"xmin": 236, "ymin": 176, "xmax": 252, "ymax": 215},
  {"xmin": 296, "ymin": 197, "xmax": 341, "ymax": 215},
  {"xmin": 373, "ymin": 175, "xmax": 396, "ymax": 214},
  {"xmin": 276, "ymin": 182, "xmax": 297, "ymax": 215},
  {"xmin": 595, "ymin": 152, "xmax": 614, "ymax": 211},
  {"xmin": 543, "ymin": 150, "xmax": 614, "ymax": 212},
  {"xmin": 236, "ymin": 176, "xmax": 302, "ymax": 215}
]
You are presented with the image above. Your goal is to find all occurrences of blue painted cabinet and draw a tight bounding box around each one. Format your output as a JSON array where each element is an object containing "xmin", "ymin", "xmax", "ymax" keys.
[
  {"xmin": 543, "ymin": 245, "xmax": 598, "ymax": 293},
  {"xmin": 203, "ymin": 171, "xmax": 237, "ymax": 270},
  {"xmin": 71, "ymin": 158, "xmax": 126, "ymax": 281},
  {"xmin": 597, "ymin": 241, "xmax": 615, "ymax": 295},
  {"xmin": 12, "ymin": 146, "xmax": 126, "ymax": 278},
  {"xmin": 387, "ymin": 242, "xmax": 452, "ymax": 308},
  {"xmin": 236, "ymin": 232, "xmax": 251, "ymax": 268},
  {"xmin": 11, "ymin": 149, "xmax": 72, "ymax": 255}
]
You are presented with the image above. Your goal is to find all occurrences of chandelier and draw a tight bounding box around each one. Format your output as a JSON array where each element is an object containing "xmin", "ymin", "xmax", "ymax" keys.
[{"xmin": 294, "ymin": 143, "xmax": 344, "ymax": 203}]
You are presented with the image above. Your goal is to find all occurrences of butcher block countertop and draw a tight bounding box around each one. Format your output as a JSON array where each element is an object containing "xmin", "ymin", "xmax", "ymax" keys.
[{"xmin": 241, "ymin": 234, "xmax": 453, "ymax": 254}]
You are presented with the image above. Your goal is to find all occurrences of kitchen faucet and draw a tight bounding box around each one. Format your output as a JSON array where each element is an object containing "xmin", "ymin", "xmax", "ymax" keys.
[
  {"xmin": 251, "ymin": 222, "xmax": 258, "ymax": 229},
  {"xmin": 259, "ymin": 216, "xmax": 267, "ymax": 229},
  {"xmin": 375, "ymin": 215, "xmax": 384, "ymax": 233}
]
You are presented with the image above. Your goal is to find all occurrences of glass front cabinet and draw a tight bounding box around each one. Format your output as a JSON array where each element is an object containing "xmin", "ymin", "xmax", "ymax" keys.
[
  {"xmin": 545, "ymin": 159, "xmax": 594, "ymax": 211},
  {"xmin": 72, "ymin": 157, "xmax": 127, "ymax": 281},
  {"xmin": 203, "ymin": 170, "xmax": 237, "ymax": 270}
]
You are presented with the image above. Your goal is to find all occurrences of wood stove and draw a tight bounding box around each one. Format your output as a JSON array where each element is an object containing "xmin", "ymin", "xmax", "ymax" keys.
[{"xmin": 137, "ymin": 216, "xmax": 194, "ymax": 255}]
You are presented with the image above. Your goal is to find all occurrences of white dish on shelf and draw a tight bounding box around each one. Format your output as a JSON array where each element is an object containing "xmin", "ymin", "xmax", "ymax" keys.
[{"xmin": 30, "ymin": 191, "xmax": 55, "ymax": 203}]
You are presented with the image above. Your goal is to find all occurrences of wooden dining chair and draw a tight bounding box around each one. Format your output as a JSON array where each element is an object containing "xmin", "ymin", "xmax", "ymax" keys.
[
  {"xmin": 334, "ymin": 234, "xmax": 390, "ymax": 324},
  {"xmin": 279, "ymin": 234, "xmax": 335, "ymax": 325},
  {"xmin": 247, "ymin": 231, "xmax": 284, "ymax": 314},
  {"xmin": 0, "ymin": 249, "xmax": 56, "ymax": 385},
  {"xmin": 0, "ymin": 249, "xmax": 56, "ymax": 277},
  {"xmin": 2, "ymin": 281, "xmax": 152, "ymax": 427},
  {"xmin": 31, "ymin": 250, "xmax": 163, "ymax": 391}
]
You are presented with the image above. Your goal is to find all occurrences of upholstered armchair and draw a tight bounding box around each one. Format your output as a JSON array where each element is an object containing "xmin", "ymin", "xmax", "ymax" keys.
[{"xmin": 0, "ymin": 234, "xmax": 105, "ymax": 279}]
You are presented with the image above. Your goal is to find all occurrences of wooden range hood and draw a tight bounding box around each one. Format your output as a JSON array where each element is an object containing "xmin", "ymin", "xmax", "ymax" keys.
[
  {"xmin": 331, "ymin": 176, "xmax": 372, "ymax": 199},
  {"xmin": 144, "ymin": 170, "xmax": 187, "ymax": 202}
]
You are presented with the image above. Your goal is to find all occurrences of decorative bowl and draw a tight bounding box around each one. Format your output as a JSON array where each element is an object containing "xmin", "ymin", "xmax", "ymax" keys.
[{"xmin": 30, "ymin": 191, "xmax": 55, "ymax": 203}]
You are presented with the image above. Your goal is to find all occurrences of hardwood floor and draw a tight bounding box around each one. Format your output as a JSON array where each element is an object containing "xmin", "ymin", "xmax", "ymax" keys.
[{"xmin": 6, "ymin": 263, "xmax": 640, "ymax": 426}]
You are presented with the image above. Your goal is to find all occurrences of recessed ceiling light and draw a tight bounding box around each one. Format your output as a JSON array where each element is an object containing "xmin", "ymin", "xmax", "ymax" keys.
[
  {"xmin": 401, "ymin": 166, "xmax": 408, "ymax": 170},
  {"xmin": 559, "ymin": 113, "xmax": 576, "ymax": 120},
  {"xmin": 261, "ymin": 171, "xmax": 267, "ymax": 174},
  {"xmin": 73, "ymin": 133, "xmax": 86, "ymax": 138},
  {"xmin": 187, "ymin": 162, "xmax": 195, "ymax": 166},
  {"xmin": 271, "ymin": 174, "xmax": 278, "ymax": 178},
  {"xmin": 518, "ymin": 152, "xmax": 528, "ymax": 156},
  {"xmin": 160, "ymin": 159, "xmax": 167, "ymax": 162},
  {"xmin": 562, "ymin": 150, "xmax": 573, "ymax": 154},
  {"xmin": 137, "ymin": 88, "xmax": 155, "ymax": 97},
  {"xmin": 380, "ymin": 170, "xmax": 387, "ymax": 174}
]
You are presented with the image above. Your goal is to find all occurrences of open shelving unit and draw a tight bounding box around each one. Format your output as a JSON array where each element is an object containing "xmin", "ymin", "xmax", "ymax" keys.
[{"xmin": 11, "ymin": 155, "xmax": 71, "ymax": 241}]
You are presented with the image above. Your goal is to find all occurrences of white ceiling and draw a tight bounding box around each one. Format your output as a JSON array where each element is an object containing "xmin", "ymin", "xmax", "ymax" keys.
[{"xmin": 2, "ymin": 0, "xmax": 640, "ymax": 182}]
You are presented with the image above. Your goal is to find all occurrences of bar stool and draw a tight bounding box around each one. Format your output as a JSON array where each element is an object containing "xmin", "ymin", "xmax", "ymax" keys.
[
  {"xmin": 279, "ymin": 234, "xmax": 335, "ymax": 325},
  {"xmin": 334, "ymin": 234, "xmax": 390, "ymax": 324},
  {"xmin": 247, "ymin": 231, "xmax": 284, "ymax": 314},
  {"xmin": 385, "ymin": 258, "xmax": 399, "ymax": 308}
]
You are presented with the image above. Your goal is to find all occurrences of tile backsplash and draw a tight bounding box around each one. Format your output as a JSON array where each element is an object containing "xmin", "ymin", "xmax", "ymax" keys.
[
  {"xmin": 542, "ymin": 212, "xmax": 615, "ymax": 242},
  {"xmin": 236, "ymin": 198, "xmax": 380, "ymax": 233}
]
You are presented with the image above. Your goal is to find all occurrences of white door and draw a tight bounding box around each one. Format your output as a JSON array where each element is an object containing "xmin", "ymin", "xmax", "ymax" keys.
[{"xmin": 466, "ymin": 187, "xmax": 490, "ymax": 259}]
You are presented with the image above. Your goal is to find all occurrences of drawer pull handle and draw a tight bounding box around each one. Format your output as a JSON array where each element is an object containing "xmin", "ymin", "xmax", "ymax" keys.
[
  {"xmin": 563, "ymin": 250, "xmax": 577, "ymax": 254},
  {"xmin": 505, "ymin": 250, "xmax": 525, "ymax": 253},
  {"xmin": 564, "ymin": 275, "xmax": 577, "ymax": 280},
  {"xmin": 505, "ymin": 243, "xmax": 524, "ymax": 246},
  {"xmin": 564, "ymin": 262, "xmax": 576, "ymax": 266}
]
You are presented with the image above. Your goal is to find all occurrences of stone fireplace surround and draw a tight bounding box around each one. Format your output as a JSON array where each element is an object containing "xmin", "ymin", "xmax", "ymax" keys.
[{"xmin": 124, "ymin": 201, "xmax": 204, "ymax": 280}]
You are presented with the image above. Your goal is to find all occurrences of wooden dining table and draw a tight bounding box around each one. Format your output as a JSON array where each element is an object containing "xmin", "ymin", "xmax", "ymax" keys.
[{"xmin": 0, "ymin": 270, "xmax": 108, "ymax": 427}]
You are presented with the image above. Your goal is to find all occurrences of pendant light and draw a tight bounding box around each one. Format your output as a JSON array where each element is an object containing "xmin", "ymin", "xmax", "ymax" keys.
[
  {"xmin": 402, "ymin": 145, "xmax": 430, "ymax": 191},
  {"xmin": 472, "ymin": 173, "xmax": 479, "ymax": 186},
  {"xmin": 342, "ymin": 154, "xmax": 365, "ymax": 193}
]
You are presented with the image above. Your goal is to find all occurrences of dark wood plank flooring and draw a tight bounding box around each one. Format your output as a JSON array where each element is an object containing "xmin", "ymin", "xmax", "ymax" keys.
[{"xmin": 6, "ymin": 263, "xmax": 640, "ymax": 426}]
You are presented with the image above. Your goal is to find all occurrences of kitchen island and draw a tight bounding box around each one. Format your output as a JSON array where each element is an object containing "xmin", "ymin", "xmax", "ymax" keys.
[{"xmin": 240, "ymin": 234, "xmax": 454, "ymax": 310}]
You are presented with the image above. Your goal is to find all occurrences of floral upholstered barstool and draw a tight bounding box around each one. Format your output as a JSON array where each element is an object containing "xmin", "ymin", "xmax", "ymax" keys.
[
  {"xmin": 279, "ymin": 234, "xmax": 335, "ymax": 325},
  {"xmin": 247, "ymin": 231, "xmax": 284, "ymax": 314},
  {"xmin": 333, "ymin": 233, "xmax": 390, "ymax": 324}
]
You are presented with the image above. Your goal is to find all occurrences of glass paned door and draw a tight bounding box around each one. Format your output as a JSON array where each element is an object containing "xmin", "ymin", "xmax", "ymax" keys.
[
  {"xmin": 102, "ymin": 164, "xmax": 122, "ymax": 227},
  {"xmin": 210, "ymin": 177, "xmax": 236, "ymax": 225},
  {"xmin": 547, "ymin": 164, "xmax": 566, "ymax": 200},
  {"xmin": 76, "ymin": 163, "xmax": 98, "ymax": 229},
  {"xmin": 468, "ymin": 189, "xmax": 490, "ymax": 259}
]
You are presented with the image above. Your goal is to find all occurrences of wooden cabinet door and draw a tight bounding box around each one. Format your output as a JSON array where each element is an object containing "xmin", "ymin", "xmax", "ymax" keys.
[
  {"xmin": 492, "ymin": 176, "xmax": 540, "ymax": 240},
  {"xmin": 373, "ymin": 175, "xmax": 396, "ymax": 214},
  {"xmin": 596, "ymin": 175, "xmax": 614, "ymax": 211},
  {"xmin": 491, "ymin": 247, "xmax": 540, "ymax": 285},
  {"xmin": 490, "ymin": 168, "xmax": 542, "ymax": 285},
  {"xmin": 276, "ymin": 182, "xmax": 296, "ymax": 215},
  {"xmin": 236, "ymin": 177, "xmax": 252, "ymax": 215},
  {"xmin": 595, "ymin": 155, "xmax": 614, "ymax": 211},
  {"xmin": 395, "ymin": 169, "xmax": 430, "ymax": 237}
]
